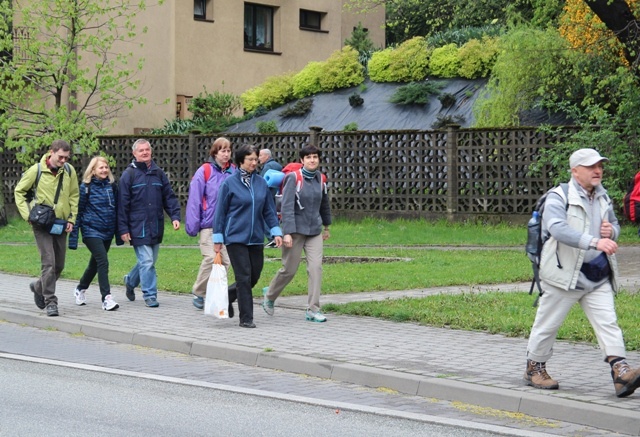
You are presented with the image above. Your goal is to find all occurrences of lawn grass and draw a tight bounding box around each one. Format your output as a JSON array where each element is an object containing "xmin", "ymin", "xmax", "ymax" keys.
[
  {"xmin": 2, "ymin": 215, "xmax": 639, "ymax": 349},
  {"xmin": 323, "ymin": 290, "xmax": 640, "ymax": 351}
]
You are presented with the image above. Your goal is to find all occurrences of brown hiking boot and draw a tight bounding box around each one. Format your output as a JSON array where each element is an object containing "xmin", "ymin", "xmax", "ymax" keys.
[
  {"xmin": 611, "ymin": 360, "xmax": 640, "ymax": 398},
  {"xmin": 524, "ymin": 360, "xmax": 559, "ymax": 389}
]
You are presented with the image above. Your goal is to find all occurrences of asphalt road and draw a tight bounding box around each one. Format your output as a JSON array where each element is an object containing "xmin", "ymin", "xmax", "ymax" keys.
[{"xmin": 0, "ymin": 322, "xmax": 616, "ymax": 437}]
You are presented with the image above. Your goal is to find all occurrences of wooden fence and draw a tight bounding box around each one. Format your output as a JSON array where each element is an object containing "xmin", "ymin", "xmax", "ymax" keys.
[{"xmin": 0, "ymin": 126, "xmax": 582, "ymax": 222}]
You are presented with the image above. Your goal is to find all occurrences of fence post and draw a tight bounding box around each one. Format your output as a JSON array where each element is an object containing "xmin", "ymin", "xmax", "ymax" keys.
[
  {"xmin": 446, "ymin": 124, "xmax": 460, "ymax": 222},
  {"xmin": 188, "ymin": 133, "xmax": 197, "ymax": 178},
  {"xmin": 309, "ymin": 126, "xmax": 323, "ymax": 146}
]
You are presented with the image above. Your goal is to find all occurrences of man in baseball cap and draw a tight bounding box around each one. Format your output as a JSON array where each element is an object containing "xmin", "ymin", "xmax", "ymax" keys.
[{"xmin": 524, "ymin": 148, "xmax": 640, "ymax": 398}]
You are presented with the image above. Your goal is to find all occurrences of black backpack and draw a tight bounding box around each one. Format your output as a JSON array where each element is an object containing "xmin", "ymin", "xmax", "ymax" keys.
[{"xmin": 525, "ymin": 183, "xmax": 568, "ymax": 306}]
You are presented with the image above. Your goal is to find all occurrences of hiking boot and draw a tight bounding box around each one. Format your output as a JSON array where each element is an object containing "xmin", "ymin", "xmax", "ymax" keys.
[
  {"xmin": 192, "ymin": 295, "xmax": 204, "ymax": 310},
  {"xmin": 262, "ymin": 287, "xmax": 274, "ymax": 316},
  {"xmin": 305, "ymin": 309, "xmax": 327, "ymax": 323},
  {"xmin": 611, "ymin": 360, "xmax": 640, "ymax": 398},
  {"xmin": 524, "ymin": 360, "xmax": 559, "ymax": 389},
  {"xmin": 102, "ymin": 295, "xmax": 119, "ymax": 311},
  {"xmin": 123, "ymin": 275, "xmax": 135, "ymax": 301},
  {"xmin": 30, "ymin": 281, "xmax": 45, "ymax": 310},
  {"xmin": 46, "ymin": 303, "xmax": 59, "ymax": 317},
  {"xmin": 74, "ymin": 287, "xmax": 87, "ymax": 306}
]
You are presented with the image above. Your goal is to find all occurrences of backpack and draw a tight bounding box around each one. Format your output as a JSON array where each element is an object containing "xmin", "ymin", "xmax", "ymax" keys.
[
  {"xmin": 623, "ymin": 171, "xmax": 640, "ymax": 223},
  {"xmin": 202, "ymin": 162, "xmax": 213, "ymax": 211},
  {"xmin": 525, "ymin": 183, "xmax": 568, "ymax": 307},
  {"xmin": 275, "ymin": 162, "xmax": 327, "ymax": 215}
]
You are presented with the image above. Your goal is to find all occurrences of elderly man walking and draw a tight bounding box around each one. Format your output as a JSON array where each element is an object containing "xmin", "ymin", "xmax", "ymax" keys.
[
  {"xmin": 118, "ymin": 139, "xmax": 181, "ymax": 308},
  {"xmin": 525, "ymin": 148, "xmax": 640, "ymax": 398},
  {"xmin": 14, "ymin": 139, "xmax": 79, "ymax": 317}
]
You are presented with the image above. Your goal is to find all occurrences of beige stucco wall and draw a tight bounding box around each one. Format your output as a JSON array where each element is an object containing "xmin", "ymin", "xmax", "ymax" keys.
[{"xmin": 110, "ymin": 0, "xmax": 385, "ymax": 133}]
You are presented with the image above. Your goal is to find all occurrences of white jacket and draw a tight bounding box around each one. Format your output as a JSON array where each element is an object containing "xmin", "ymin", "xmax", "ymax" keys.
[{"xmin": 539, "ymin": 180, "xmax": 619, "ymax": 292}]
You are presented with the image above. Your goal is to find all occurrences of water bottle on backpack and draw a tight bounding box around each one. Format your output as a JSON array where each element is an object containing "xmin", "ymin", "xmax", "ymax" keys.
[{"xmin": 525, "ymin": 211, "xmax": 540, "ymax": 263}]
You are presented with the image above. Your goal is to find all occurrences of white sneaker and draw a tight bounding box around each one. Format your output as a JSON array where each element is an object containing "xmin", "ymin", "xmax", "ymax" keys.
[
  {"xmin": 102, "ymin": 294, "xmax": 119, "ymax": 311},
  {"xmin": 305, "ymin": 309, "xmax": 327, "ymax": 323},
  {"xmin": 74, "ymin": 288, "xmax": 87, "ymax": 306}
]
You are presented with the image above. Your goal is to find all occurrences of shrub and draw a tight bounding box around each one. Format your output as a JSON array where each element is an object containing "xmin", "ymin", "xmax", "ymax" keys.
[
  {"xmin": 241, "ymin": 72, "xmax": 296, "ymax": 112},
  {"xmin": 256, "ymin": 120, "xmax": 278, "ymax": 133},
  {"xmin": 427, "ymin": 25, "xmax": 504, "ymax": 47},
  {"xmin": 349, "ymin": 93, "xmax": 364, "ymax": 107},
  {"xmin": 431, "ymin": 114, "xmax": 465, "ymax": 129},
  {"xmin": 457, "ymin": 36, "xmax": 500, "ymax": 79},
  {"xmin": 188, "ymin": 87, "xmax": 241, "ymax": 120},
  {"xmin": 389, "ymin": 81, "xmax": 443, "ymax": 105},
  {"xmin": 344, "ymin": 122, "xmax": 358, "ymax": 131},
  {"xmin": 438, "ymin": 93, "xmax": 457, "ymax": 108},
  {"xmin": 429, "ymin": 44, "xmax": 460, "ymax": 78},
  {"xmin": 280, "ymin": 99, "xmax": 313, "ymax": 118},
  {"xmin": 319, "ymin": 47, "xmax": 365, "ymax": 92},
  {"xmin": 368, "ymin": 37, "xmax": 431, "ymax": 83},
  {"xmin": 150, "ymin": 118, "xmax": 195, "ymax": 135},
  {"xmin": 292, "ymin": 62, "xmax": 324, "ymax": 99}
]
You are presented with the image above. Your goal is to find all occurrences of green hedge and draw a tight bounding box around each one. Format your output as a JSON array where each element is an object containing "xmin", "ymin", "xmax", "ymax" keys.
[{"xmin": 368, "ymin": 37, "xmax": 431, "ymax": 82}]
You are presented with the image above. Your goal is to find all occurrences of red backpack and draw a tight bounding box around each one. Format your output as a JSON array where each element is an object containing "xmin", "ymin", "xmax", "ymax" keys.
[
  {"xmin": 623, "ymin": 171, "xmax": 640, "ymax": 223},
  {"xmin": 275, "ymin": 163, "xmax": 327, "ymax": 213}
]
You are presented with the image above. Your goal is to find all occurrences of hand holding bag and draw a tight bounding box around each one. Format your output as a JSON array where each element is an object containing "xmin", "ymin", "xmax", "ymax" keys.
[{"xmin": 204, "ymin": 252, "xmax": 229, "ymax": 318}]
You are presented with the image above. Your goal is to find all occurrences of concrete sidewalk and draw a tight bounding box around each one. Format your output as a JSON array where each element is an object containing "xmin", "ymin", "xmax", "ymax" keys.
[{"xmin": 1, "ymin": 247, "xmax": 640, "ymax": 435}]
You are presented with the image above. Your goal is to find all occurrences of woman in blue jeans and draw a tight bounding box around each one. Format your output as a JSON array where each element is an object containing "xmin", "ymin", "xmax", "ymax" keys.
[
  {"xmin": 213, "ymin": 145, "xmax": 283, "ymax": 328},
  {"xmin": 69, "ymin": 156, "xmax": 122, "ymax": 310}
]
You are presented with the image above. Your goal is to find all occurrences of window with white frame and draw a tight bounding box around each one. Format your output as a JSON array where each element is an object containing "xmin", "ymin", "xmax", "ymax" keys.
[{"xmin": 244, "ymin": 3, "xmax": 274, "ymax": 50}]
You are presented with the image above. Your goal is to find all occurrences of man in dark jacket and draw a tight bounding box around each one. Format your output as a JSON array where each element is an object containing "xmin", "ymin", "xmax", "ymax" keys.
[{"xmin": 118, "ymin": 139, "xmax": 181, "ymax": 307}]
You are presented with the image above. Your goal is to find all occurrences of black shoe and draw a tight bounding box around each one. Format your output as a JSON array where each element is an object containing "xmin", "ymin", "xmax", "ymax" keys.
[
  {"xmin": 46, "ymin": 304, "xmax": 59, "ymax": 317},
  {"xmin": 123, "ymin": 275, "xmax": 135, "ymax": 301},
  {"xmin": 239, "ymin": 321, "xmax": 256, "ymax": 328},
  {"xmin": 30, "ymin": 282, "xmax": 45, "ymax": 310},
  {"xmin": 228, "ymin": 302, "xmax": 235, "ymax": 318}
]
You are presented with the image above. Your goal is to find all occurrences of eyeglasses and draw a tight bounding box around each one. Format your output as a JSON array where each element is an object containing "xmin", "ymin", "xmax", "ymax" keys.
[{"xmin": 55, "ymin": 154, "xmax": 70, "ymax": 161}]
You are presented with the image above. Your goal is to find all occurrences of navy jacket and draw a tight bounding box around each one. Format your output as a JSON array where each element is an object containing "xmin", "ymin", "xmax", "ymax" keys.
[
  {"xmin": 118, "ymin": 160, "xmax": 181, "ymax": 246},
  {"xmin": 69, "ymin": 177, "xmax": 120, "ymax": 249},
  {"xmin": 213, "ymin": 171, "xmax": 282, "ymax": 246}
]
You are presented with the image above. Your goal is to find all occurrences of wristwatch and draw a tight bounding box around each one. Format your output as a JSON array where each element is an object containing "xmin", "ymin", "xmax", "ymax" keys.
[{"xmin": 589, "ymin": 238, "xmax": 599, "ymax": 250}]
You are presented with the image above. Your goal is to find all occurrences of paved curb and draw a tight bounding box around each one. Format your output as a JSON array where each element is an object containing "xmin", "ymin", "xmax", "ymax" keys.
[{"xmin": 2, "ymin": 306, "xmax": 639, "ymax": 435}]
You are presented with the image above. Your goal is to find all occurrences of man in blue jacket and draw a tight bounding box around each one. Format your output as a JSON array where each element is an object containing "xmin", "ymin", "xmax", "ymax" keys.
[{"xmin": 118, "ymin": 139, "xmax": 181, "ymax": 307}]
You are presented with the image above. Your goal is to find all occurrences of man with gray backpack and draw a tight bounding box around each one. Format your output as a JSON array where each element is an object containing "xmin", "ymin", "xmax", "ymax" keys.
[
  {"xmin": 14, "ymin": 140, "xmax": 79, "ymax": 317},
  {"xmin": 524, "ymin": 148, "xmax": 640, "ymax": 398}
]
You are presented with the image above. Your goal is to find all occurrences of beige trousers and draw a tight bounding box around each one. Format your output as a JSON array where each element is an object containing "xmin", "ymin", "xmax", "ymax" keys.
[{"xmin": 267, "ymin": 233, "xmax": 324, "ymax": 312}]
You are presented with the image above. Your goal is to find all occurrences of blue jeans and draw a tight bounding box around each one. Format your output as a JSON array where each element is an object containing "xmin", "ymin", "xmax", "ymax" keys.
[{"xmin": 127, "ymin": 244, "xmax": 159, "ymax": 299}]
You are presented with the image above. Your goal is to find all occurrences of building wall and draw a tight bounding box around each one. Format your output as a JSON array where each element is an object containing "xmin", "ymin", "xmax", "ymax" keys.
[{"xmin": 111, "ymin": 0, "xmax": 385, "ymax": 134}]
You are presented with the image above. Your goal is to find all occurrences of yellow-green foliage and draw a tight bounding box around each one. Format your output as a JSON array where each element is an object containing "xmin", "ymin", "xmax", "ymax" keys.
[
  {"xmin": 292, "ymin": 61, "xmax": 324, "ymax": 98},
  {"xmin": 457, "ymin": 36, "xmax": 500, "ymax": 79},
  {"xmin": 241, "ymin": 72, "xmax": 295, "ymax": 112},
  {"xmin": 429, "ymin": 44, "xmax": 460, "ymax": 78},
  {"xmin": 368, "ymin": 37, "xmax": 431, "ymax": 83},
  {"xmin": 318, "ymin": 47, "xmax": 364, "ymax": 91}
]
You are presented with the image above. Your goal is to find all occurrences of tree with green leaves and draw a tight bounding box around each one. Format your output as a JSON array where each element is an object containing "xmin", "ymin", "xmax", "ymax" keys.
[
  {"xmin": 346, "ymin": 0, "xmax": 558, "ymax": 45},
  {"xmin": 0, "ymin": 0, "xmax": 160, "ymax": 161},
  {"xmin": 0, "ymin": 0, "xmax": 161, "ymax": 225}
]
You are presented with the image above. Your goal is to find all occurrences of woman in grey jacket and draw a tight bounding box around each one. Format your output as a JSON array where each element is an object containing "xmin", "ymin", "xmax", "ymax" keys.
[{"xmin": 262, "ymin": 145, "xmax": 332, "ymax": 322}]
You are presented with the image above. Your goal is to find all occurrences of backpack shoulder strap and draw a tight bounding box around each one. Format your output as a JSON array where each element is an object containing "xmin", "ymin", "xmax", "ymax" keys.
[{"xmin": 202, "ymin": 163, "xmax": 213, "ymax": 210}]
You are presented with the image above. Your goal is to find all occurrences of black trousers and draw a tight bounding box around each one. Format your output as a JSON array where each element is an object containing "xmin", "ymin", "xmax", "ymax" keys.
[
  {"xmin": 78, "ymin": 237, "xmax": 112, "ymax": 301},
  {"xmin": 225, "ymin": 244, "xmax": 264, "ymax": 324}
]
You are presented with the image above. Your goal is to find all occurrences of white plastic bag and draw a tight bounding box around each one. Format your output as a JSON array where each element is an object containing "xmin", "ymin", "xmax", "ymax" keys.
[{"xmin": 204, "ymin": 252, "xmax": 229, "ymax": 318}]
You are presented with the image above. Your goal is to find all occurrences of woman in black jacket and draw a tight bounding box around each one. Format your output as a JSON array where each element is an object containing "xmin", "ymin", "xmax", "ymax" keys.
[{"xmin": 69, "ymin": 156, "xmax": 122, "ymax": 310}]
